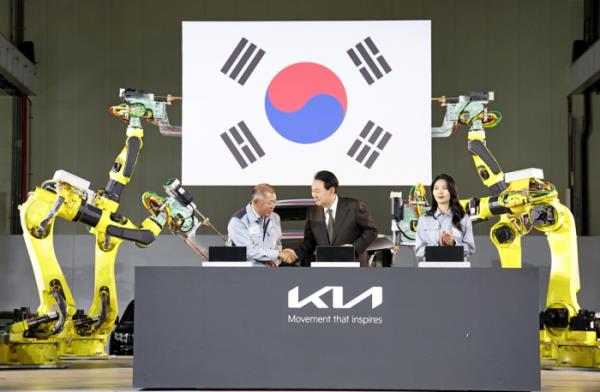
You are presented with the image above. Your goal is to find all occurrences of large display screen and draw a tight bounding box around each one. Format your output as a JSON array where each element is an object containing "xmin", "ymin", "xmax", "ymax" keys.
[{"xmin": 182, "ymin": 21, "xmax": 431, "ymax": 185}]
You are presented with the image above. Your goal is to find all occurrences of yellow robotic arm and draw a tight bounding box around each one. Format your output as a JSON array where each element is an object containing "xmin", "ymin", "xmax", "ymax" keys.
[
  {"xmin": 1, "ymin": 89, "xmax": 179, "ymax": 366},
  {"xmin": 464, "ymin": 182, "xmax": 593, "ymax": 366},
  {"xmin": 435, "ymin": 92, "xmax": 598, "ymax": 368},
  {"xmin": 433, "ymin": 92, "xmax": 506, "ymax": 194}
]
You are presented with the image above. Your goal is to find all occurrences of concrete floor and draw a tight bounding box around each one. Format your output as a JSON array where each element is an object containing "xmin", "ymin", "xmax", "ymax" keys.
[{"xmin": 1, "ymin": 357, "xmax": 600, "ymax": 391}]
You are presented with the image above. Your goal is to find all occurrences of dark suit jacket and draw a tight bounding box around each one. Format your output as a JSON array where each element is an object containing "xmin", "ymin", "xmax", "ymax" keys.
[{"xmin": 296, "ymin": 197, "xmax": 378, "ymax": 267}]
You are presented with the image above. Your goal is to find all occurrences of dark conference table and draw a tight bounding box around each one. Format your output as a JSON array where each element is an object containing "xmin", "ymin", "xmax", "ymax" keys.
[{"xmin": 134, "ymin": 266, "xmax": 540, "ymax": 391}]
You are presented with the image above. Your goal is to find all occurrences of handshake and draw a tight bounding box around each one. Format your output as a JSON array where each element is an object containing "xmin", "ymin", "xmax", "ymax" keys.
[
  {"xmin": 278, "ymin": 248, "xmax": 298, "ymax": 264},
  {"xmin": 265, "ymin": 249, "xmax": 298, "ymax": 267}
]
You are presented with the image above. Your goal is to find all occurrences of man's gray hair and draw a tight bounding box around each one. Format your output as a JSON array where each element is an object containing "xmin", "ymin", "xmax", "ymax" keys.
[{"xmin": 251, "ymin": 183, "xmax": 275, "ymax": 201}]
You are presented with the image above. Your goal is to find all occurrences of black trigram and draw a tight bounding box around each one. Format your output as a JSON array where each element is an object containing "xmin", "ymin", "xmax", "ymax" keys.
[
  {"xmin": 220, "ymin": 121, "xmax": 266, "ymax": 169},
  {"xmin": 347, "ymin": 37, "xmax": 392, "ymax": 85},
  {"xmin": 221, "ymin": 37, "xmax": 266, "ymax": 85},
  {"xmin": 347, "ymin": 121, "xmax": 392, "ymax": 169}
]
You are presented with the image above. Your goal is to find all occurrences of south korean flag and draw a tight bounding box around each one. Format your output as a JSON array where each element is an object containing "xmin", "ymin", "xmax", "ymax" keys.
[{"xmin": 182, "ymin": 21, "xmax": 431, "ymax": 185}]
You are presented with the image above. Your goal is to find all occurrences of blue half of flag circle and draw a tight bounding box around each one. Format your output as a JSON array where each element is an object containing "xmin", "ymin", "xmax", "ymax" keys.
[{"xmin": 265, "ymin": 93, "xmax": 345, "ymax": 144}]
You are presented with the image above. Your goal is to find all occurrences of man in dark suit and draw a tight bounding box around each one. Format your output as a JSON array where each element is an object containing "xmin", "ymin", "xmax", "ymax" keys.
[{"xmin": 295, "ymin": 170, "xmax": 378, "ymax": 267}]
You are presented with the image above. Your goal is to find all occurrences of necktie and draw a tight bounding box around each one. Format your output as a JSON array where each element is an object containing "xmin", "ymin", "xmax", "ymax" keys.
[
  {"xmin": 262, "ymin": 217, "xmax": 269, "ymax": 241},
  {"xmin": 327, "ymin": 209, "xmax": 334, "ymax": 243}
]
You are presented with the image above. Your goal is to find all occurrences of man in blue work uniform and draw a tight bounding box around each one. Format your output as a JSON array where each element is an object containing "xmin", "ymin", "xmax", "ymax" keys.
[{"xmin": 227, "ymin": 183, "xmax": 297, "ymax": 267}]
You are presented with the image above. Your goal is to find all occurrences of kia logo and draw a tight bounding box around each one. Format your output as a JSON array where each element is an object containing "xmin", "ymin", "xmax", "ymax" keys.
[{"xmin": 288, "ymin": 286, "xmax": 382, "ymax": 309}]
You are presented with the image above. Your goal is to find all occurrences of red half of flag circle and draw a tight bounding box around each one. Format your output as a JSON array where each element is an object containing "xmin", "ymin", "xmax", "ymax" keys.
[{"xmin": 267, "ymin": 62, "xmax": 347, "ymax": 113}]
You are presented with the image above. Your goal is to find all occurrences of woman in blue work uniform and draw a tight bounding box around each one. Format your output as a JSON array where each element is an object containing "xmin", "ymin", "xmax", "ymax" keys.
[{"xmin": 414, "ymin": 173, "xmax": 475, "ymax": 259}]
